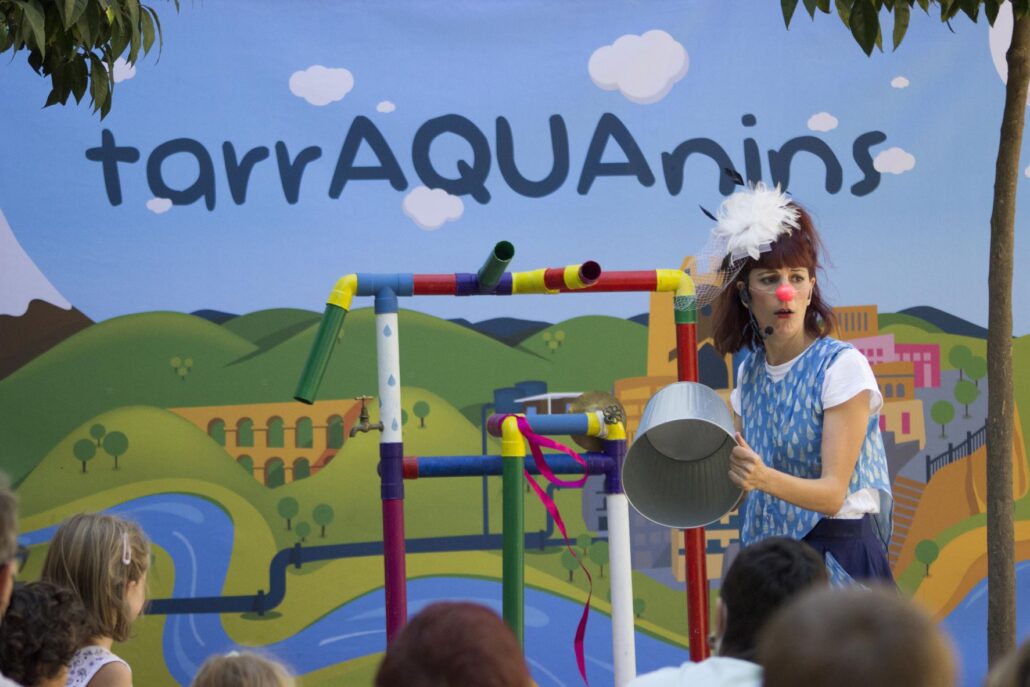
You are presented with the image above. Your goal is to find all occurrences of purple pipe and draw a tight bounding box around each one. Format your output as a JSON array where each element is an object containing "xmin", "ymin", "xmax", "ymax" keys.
[{"xmin": 383, "ymin": 498, "xmax": 407, "ymax": 643}]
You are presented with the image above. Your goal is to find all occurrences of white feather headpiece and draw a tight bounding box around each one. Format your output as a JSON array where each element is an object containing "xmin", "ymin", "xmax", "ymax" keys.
[
  {"xmin": 712, "ymin": 182, "xmax": 799, "ymax": 261},
  {"xmin": 693, "ymin": 182, "xmax": 800, "ymax": 306}
]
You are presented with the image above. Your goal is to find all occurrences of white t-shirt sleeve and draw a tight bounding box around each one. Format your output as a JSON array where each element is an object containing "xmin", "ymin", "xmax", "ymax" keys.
[
  {"xmin": 730, "ymin": 360, "xmax": 746, "ymax": 416},
  {"xmin": 822, "ymin": 348, "xmax": 882, "ymax": 415}
]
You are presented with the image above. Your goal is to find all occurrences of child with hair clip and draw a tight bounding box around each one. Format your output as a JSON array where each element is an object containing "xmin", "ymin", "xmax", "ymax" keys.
[
  {"xmin": 191, "ymin": 651, "xmax": 296, "ymax": 687},
  {"xmin": 41, "ymin": 513, "xmax": 150, "ymax": 687}
]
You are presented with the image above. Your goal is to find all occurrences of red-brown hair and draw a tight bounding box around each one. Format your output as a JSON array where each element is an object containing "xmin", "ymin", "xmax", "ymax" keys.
[
  {"xmin": 375, "ymin": 602, "xmax": 532, "ymax": 687},
  {"xmin": 711, "ymin": 203, "xmax": 835, "ymax": 355}
]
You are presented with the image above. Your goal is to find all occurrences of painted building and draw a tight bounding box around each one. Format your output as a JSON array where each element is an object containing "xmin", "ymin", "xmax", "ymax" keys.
[
  {"xmin": 872, "ymin": 360, "xmax": 916, "ymax": 403},
  {"xmin": 849, "ymin": 333, "xmax": 897, "ymax": 365},
  {"xmin": 170, "ymin": 399, "xmax": 362, "ymax": 486},
  {"xmin": 514, "ymin": 392, "xmax": 582, "ymax": 415},
  {"xmin": 895, "ymin": 342, "xmax": 942, "ymax": 388},
  {"xmin": 833, "ymin": 304, "xmax": 879, "ymax": 340}
]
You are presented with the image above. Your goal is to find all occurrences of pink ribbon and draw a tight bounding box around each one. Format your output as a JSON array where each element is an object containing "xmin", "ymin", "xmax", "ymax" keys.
[{"xmin": 511, "ymin": 415, "xmax": 593, "ymax": 685}]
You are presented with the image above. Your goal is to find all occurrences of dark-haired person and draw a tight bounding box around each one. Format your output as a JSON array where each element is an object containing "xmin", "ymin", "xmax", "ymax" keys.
[
  {"xmin": 374, "ymin": 602, "xmax": 532, "ymax": 687},
  {"xmin": 628, "ymin": 537, "xmax": 828, "ymax": 686},
  {"xmin": 708, "ymin": 183, "xmax": 892, "ymax": 585},
  {"xmin": 758, "ymin": 586, "xmax": 956, "ymax": 687},
  {"xmin": 0, "ymin": 581, "xmax": 92, "ymax": 687},
  {"xmin": 0, "ymin": 476, "xmax": 24, "ymax": 687}
]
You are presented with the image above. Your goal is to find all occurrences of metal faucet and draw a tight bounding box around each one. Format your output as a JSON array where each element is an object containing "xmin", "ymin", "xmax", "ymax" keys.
[{"xmin": 349, "ymin": 395, "xmax": 384, "ymax": 437}]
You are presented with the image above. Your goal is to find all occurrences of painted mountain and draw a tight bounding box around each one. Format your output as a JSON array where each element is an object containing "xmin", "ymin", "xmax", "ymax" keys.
[{"xmin": 0, "ymin": 210, "xmax": 92, "ymax": 379}]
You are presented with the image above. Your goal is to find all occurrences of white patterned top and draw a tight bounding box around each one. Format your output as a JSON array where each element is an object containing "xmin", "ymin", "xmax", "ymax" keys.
[{"xmin": 67, "ymin": 645, "xmax": 131, "ymax": 687}]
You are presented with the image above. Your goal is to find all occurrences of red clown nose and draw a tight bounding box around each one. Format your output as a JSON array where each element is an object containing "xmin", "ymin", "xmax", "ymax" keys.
[{"xmin": 775, "ymin": 283, "xmax": 796, "ymax": 302}]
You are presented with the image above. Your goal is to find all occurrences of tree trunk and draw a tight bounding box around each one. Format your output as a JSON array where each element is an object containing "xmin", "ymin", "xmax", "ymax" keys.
[{"xmin": 987, "ymin": 11, "xmax": 1030, "ymax": 667}]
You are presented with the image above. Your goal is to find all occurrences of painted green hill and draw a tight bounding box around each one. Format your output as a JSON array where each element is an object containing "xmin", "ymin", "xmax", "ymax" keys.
[
  {"xmin": 516, "ymin": 315, "xmax": 647, "ymax": 390},
  {"xmin": 0, "ymin": 313, "xmax": 257, "ymax": 484},
  {"xmin": 15, "ymin": 405, "xmax": 269, "ymax": 518},
  {"xmin": 221, "ymin": 308, "xmax": 322, "ymax": 347},
  {"xmin": 0, "ymin": 308, "xmax": 648, "ymax": 485},
  {"xmin": 879, "ymin": 312, "xmax": 943, "ymax": 333}
]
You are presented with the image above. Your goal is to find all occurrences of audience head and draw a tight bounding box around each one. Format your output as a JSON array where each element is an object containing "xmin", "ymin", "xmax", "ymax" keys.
[
  {"xmin": 987, "ymin": 637, "xmax": 1030, "ymax": 687},
  {"xmin": 375, "ymin": 602, "xmax": 532, "ymax": 687},
  {"xmin": 758, "ymin": 586, "xmax": 956, "ymax": 687},
  {"xmin": 191, "ymin": 651, "xmax": 295, "ymax": 687},
  {"xmin": 41, "ymin": 512, "xmax": 150, "ymax": 643},
  {"xmin": 0, "ymin": 581, "xmax": 91, "ymax": 687},
  {"xmin": 0, "ymin": 474, "xmax": 19, "ymax": 616},
  {"xmin": 716, "ymin": 537, "xmax": 828, "ymax": 659}
]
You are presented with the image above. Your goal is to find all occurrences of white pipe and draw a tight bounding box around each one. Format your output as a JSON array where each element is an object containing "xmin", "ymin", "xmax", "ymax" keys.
[
  {"xmin": 607, "ymin": 493, "xmax": 636, "ymax": 686},
  {"xmin": 376, "ymin": 312, "xmax": 402, "ymax": 443}
]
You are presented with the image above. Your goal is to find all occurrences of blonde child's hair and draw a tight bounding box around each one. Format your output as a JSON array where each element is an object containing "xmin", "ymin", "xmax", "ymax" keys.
[
  {"xmin": 191, "ymin": 651, "xmax": 295, "ymax": 687},
  {"xmin": 41, "ymin": 512, "xmax": 150, "ymax": 643}
]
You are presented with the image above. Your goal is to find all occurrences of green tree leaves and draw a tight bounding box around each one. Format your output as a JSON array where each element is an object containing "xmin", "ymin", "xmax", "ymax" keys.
[
  {"xmin": 277, "ymin": 496, "xmax": 299, "ymax": 531},
  {"xmin": 73, "ymin": 438, "xmax": 96, "ymax": 473},
  {"xmin": 0, "ymin": 0, "xmax": 179, "ymax": 118}
]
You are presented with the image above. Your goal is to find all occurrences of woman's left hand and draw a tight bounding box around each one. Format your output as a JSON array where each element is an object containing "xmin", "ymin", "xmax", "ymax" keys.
[{"xmin": 728, "ymin": 432, "xmax": 768, "ymax": 492}]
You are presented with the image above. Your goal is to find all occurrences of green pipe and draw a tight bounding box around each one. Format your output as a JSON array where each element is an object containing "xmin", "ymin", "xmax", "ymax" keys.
[
  {"xmin": 501, "ymin": 417, "xmax": 525, "ymax": 647},
  {"xmin": 477, "ymin": 240, "xmax": 515, "ymax": 289},
  {"xmin": 294, "ymin": 304, "xmax": 347, "ymax": 404}
]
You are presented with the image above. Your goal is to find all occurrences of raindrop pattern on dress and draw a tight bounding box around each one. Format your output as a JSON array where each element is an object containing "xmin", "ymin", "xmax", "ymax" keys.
[{"xmin": 738, "ymin": 337, "xmax": 893, "ymax": 583}]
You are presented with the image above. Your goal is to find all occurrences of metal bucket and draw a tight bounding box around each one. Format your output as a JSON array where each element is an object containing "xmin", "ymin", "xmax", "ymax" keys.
[{"xmin": 623, "ymin": 381, "xmax": 742, "ymax": 529}]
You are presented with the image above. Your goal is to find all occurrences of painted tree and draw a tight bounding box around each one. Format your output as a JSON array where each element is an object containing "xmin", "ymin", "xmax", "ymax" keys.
[
  {"xmin": 73, "ymin": 438, "xmax": 96, "ymax": 473},
  {"xmin": 955, "ymin": 379, "xmax": 981, "ymax": 418},
  {"xmin": 633, "ymin": 597, "xmax": 646, "ymax": 619},
  {"xmin": 781, "ymin": 1, "xmax": 1025, "ymax": 662},
  {"xmin": 931, "ymin": 399, "xmax": 956, "ymax": 438},
  {"xmin": 915, "ymin": 539, "xmax": 941, "ymax": 576},
  {"xmin": 312, "ymin": 503, "xmax": 335, "ymax": 538},
  {"xmin": 576, "ymin": 533, "xmax": 592, "ymax": 556},
  {"xmin": 560, "ymin": 548, "xmax": 578, "ymax": 582},
  {"xmin": 967, "ymin": 355, "xmax": 988, "ymax": 388},
  {"xmin": 102, "ymin": 430, "xmax": 128, "ymax": 469},
  {"xmin": 413, "ymin": 401, "xmax": 430, "ymax": 428},
  {"xmin": 294, "ymin": 521, "xmax": 311, "ymax": 543},
  {"xmin": 401, "ymin": 408, "xmax": 409, "ymax": 426},
  {"xmin": 89, "ymin": 423, "xmax": 106, "ymax": 447},
  {"xmin": 277, "ymin": 497, "xmax": 299, "ymax": 531},
  {"xmin": 589, "ymin": 540, "xmax": 609, "ymax": 578},
  {"xmin": 949, "ymin": 343, "xmax": 973, "ymax": 380},
  {"xmin": 0, "ymin": 0, "xmax": 178, "ymax": 118},
  {"xmin": 170, "ymin": 356, "xmax": 193, "ymax": 381}
]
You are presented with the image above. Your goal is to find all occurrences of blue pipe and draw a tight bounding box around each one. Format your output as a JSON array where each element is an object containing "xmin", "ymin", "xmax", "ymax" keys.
[
  {"xmin": 486, "ymin": 413, "xmax": 592, "ymax": 437},
  {"xmin": 409, "ymin": 454, "xmax": 612, "ymax": 478}
]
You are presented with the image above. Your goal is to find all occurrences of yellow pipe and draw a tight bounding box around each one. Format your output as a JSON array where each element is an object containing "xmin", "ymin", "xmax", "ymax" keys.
[
  {"xmin": 327, "ymin": 274, "xmax": 358, "ymax": 310},
  {"xmin": 563, "ymin": 264, "xmax": 589, "ymax": 290},
  {"xmin": 511, "ymin": 268, "xmax": 555, "ymax": 295}
]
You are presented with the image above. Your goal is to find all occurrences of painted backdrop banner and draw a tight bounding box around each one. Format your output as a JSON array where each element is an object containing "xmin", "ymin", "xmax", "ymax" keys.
[{"xmin": 1, "ymin": 3, "xmax": 1028, "ymax": 687}]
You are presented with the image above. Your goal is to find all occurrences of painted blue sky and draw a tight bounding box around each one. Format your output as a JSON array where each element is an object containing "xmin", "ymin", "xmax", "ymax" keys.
[{"xmin": 1, "ymin": 1, "xmax": 1027, "ymax": 333}]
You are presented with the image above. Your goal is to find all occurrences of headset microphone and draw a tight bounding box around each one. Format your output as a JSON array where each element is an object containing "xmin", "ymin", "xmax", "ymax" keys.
[{"xmin": 740, "ymin": 287, "xmax": 773, "ymax": 340}]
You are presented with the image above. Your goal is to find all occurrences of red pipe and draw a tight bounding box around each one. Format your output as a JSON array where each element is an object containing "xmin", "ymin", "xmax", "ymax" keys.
[
  {"xmin": 413, "ymin": 274, "xmax": 457, "ymax": 295},
  {"xmin": 584, "ymin": 271, "xmax": 659, "ymax": 292},
  {"xmin": 676, "ymin": 320, "xmax": 710, "ymax": 661},
  {"xmin": 402, "ymin": 456, "xmax": 420, "ymax": 479}
]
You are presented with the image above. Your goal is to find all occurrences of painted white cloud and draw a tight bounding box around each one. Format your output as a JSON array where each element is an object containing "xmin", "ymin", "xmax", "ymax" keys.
[
  {"xmin": 111, "ymin": 57, "xmax": 136, "ymax": 83},
  {"xmin": 588, "ymin": 29, "xmax": 688, "ymax": 104},
  {"xmin": 890, "ymin": 76, "xmax": 910, "ymax": 89},
  {"xmin": 402, "ymin": 187, "xmax": 463, "ymax": 230},
  {"xmin": 807, "ymin": 112, "xmax": 838, "ymax": 132},
  {"xmin": 377, "ymin": 100, "xmax": 396, "ymax": 113},
  {"xmin": 988, "ymin": 3, "xmax": 1030, "ymax": 106},
  {"xmin": 1024, "ymin": 164, "xmax": 1030, "ymax": 178},
  {"xmin": 873, "ymin": 147, "xmax": 916, "ymax": 175},
  {"xmin": 146, "ymin": 197, "xmax": 172, "ymax": 214},
  {"xmin": 289, "ymin": 65, "xmax": 354, "ymax": 106}
]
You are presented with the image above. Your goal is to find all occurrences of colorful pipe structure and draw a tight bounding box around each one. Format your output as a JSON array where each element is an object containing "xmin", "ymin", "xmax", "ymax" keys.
[{"xmin": 294, "ymin": 241, "xmax": 707, "ymax": 680}]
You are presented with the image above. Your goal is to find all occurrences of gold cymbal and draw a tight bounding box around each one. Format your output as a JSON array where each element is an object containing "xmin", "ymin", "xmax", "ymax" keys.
[{"xmin": 568, "ymin": 391, "xmax": 625, "ymax": 453}]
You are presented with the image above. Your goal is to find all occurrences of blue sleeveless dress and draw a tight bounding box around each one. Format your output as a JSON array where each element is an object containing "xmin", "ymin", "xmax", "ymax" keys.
[{"xmin": 737, "ymin": 337, "xmax": 893, "ymax": 584}]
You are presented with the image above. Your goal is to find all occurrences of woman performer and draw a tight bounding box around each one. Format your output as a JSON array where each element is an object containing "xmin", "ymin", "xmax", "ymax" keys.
[{"xmin": 708, "ymin": 182, "xmax": 893, "ymax": 584}]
